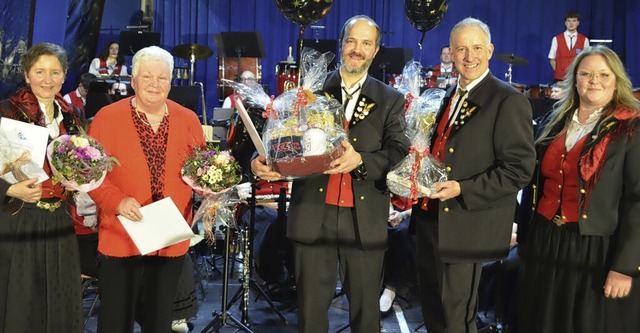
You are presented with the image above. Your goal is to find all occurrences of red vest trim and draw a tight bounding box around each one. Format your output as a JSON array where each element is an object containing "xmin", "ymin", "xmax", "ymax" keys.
[
  {"xmin": 536, "ymin": 133, "xmax": 588, "ymax": 223},
  {"xmin": 98, "ymin": 59, "xmax": 123, "ymax": 75},
  {"xmin": 325, "ymin": 173, "xmax": 355, "ymax": 207},
  {"xmin": 68, "ymin": 92, "xmax": 85, "ymax": 112},
  {"xmin": 554, "ymin": 33, "xmax": 586, "ymax": 80}
]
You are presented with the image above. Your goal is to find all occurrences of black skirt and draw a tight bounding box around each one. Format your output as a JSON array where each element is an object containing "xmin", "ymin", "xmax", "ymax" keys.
[
  {"xmin": 518, "ymin": 213, "xmax": 640, "ymax": 333},
  {"xmin": 172, "ymin": 254, "xmax": 198, "ymax": 322},
  {"xmin": 0, "ymin": 201, "xmax": 83, "ymax": 332}
]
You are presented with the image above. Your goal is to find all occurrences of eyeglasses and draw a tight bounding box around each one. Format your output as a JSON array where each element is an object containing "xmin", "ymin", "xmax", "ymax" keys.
[
  {"xmin": 577, "ymin": 70, "xmax": 614, "ymax": 81},
  {"xmin": 240, "ymin": 77, "xmax": 256, "ymax": 83}
]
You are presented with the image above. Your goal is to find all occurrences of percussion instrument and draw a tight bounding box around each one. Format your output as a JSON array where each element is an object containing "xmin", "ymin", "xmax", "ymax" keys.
[
  {"xmin": 217, "ymin": 56, "xmax": 261, "ymax": 103},
  {"xmin": 511, "ymin": 83, "xmax": 527, "ymax": 93},
  {"xmin": 275, "ymin": 62, "xmax": 299, "ymax": 95},
  {"xmin": 495, "ymin": 52, "xmax": 529, "ymax": 85},
  {"xmin": 171, "ymin": 43, "xmax": 213, "ymax": 86},
  {"xmin": 275, "ymin": 47, "xmax": 298, "ymax": 95},
  {"xmin": 527, "ymin": 84, "xmax": 552, "ymax": 99}
]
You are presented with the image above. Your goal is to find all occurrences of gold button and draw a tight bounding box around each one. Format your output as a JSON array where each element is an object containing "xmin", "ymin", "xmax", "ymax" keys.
[
  {"xmin": 562, "ymin": 215, "xmax": 566, "ymax": 219},
  {"xmin": 352, "ymin": 137, "xmax": 358, "ymax": 142},
  {"xmin": 582, "ymin": 214, "xmax": 588, "ymax": 219},
  {"xmin": 557, "ymin": 199, "xmax": 561, "ymax": 203},
  {"xmin": 561, "ymin": 154, "xmax": 565, "ymax": 158},
  {"xmin": 340, "ymin": 200, "xmax": 344, "ymax": 204},
  {"xmin": 318, "ymin": 188, "xmax": 324, "ymax": 192},
  {"xmin": 443, "ymin": 207, "xmax": 449, "ymax": 213},
  {"xmin": 580, "ymin": 188, "xmax": 586, "ymax": 194},
  {"xmin": 559, "ymin": 170, "xmax": 563, "ymax": 174},
  {"xmin": 359, "ymin": 195, "xmax": 365, "ymax": 200},
  {"xmin": 49, "ymin": 191, "xmax": 54, "ymax": 195},
  {"xmin": 446, "ymin": 166, "xmax": 452, "ymax": 172},
  {"xmin": 532, "ymin": 184, "xmax": 537, "ymax": 189},
  {"xmin": 269, "ymin": 185, "xmax": 273, "ymax": 189},
  {"xmin": 448, "ymin": 147, "xmax": 454, "ymax": 153},
  {"xmin": 558, "ymin": 184, "xmax": 562, "ymax": 189},
  {"xmin": 637, "ymin": 266, "xmax": 640, "ymax": 272},
  {"xmin": 436, "ymin": 152, "xmax": 441, "ymax": 156}
]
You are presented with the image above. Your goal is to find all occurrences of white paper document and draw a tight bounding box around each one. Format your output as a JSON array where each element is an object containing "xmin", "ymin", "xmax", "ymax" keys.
[
  {"xmin": 0, "ymin": 118, "xmax": 50, "ymax": 183},
  {"xmin": 118, "ymin": 197, "xmax": 194, "ymax": 255}
]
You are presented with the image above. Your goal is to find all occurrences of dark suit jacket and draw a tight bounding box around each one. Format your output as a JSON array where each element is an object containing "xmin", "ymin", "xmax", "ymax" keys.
[
  {"xmin": 430, "ymin": 72, "xmax": 536, "ymax": 262},
  {"xmin": 286, "ymin": 71, "xmax": 410, "ymax": 250}
]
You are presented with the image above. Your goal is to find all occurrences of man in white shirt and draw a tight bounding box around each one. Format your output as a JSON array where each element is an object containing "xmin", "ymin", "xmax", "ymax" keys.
[{"xmin": 548, "ymin": 11, "xmax": 589, "ymax": 82}]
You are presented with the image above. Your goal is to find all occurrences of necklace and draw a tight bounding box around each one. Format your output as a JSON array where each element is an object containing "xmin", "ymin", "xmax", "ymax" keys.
[{"xmin": 132, "ymin": 98, "xmax": 168, "ymax": 127}]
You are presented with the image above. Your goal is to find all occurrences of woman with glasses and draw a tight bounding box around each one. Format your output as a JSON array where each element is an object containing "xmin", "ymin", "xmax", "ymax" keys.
[
  {"xmin": 517, "ymin": 45, "xmax": 640, "ymax": 333},
  {"xmin": 0, "ymin": 42, "xmax": 84, "ymax": 332}
]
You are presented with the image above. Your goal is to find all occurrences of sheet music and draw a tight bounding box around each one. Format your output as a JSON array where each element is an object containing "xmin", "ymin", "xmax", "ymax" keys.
[{"xmin": 235, "ymin": 97, "xmax": 266, "ymax": 156}]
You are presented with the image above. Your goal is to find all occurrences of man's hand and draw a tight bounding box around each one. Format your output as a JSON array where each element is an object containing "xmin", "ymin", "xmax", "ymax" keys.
[
  {"xmin": 428, "ymin": 180, "xmax": 461, "ymax": 202},
  {"xmin": 325, "ymin": 140, "xmax": 361, "ymax": 175},
  {"xmin": 250, "ymin": 155, "xmax": 282, "ymax": 181},
  {"xmin": 6, "ymin": 178, "xmax": 42, "ymax": 203}
]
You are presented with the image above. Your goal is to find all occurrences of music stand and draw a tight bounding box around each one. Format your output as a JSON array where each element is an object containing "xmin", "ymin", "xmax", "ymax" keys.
[
  {"xmin": 119, "ymin": 31, "xmax": 161, "ymax": 56},
  {"xmin": 369, "ymin": 47, "xmax": 413, "ymax": 83},
  {"xmin": 299, "ymin": 39, "xmax": 338, "ymax": 69},
  {"xmin": 214, "ymin": 32, "xmax": 266, "ymax": 82},
  {"xmin": 168, "ymin": 85, "xmax": 200, "ymax": 112}
]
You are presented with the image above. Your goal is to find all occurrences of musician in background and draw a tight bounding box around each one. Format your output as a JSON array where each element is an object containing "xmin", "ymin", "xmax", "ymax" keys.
[
  {"xmin": 427, "ymin": 46, "xmax": 458, "ymax": 88},
  {"xmin": 63, "ymin": 72, "xmax": 96, "ymax": 112},
  {"xmin": 222, "ymin": 70, "xmax": 256, "ymax": 108},
  {"xmin": 548, "ymin": 11, "xmax": 589, "ymax": 82},
  {"xmin": 89, "ymin": 41, "xmax": 129, "ymax": 76}
]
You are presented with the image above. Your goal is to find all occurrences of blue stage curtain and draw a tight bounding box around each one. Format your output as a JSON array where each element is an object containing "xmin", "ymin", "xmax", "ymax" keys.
[
  {"xmin": 0, "ymin": 0, "xmax": 33, "ymax": 99},
  {"xmin": 153, "ymin": 0, "xmax": 638, "ymax": 123}
]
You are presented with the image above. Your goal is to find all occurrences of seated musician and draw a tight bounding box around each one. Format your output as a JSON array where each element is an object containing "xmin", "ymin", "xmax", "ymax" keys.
[{"xmin": 427, "ymin": 46, "xmax": 458, "ymax": 88}]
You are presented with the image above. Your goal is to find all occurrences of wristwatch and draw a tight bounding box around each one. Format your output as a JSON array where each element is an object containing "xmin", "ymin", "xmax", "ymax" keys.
[{"xmin": 351, "ymin": 159, "xmax": 367, "ymax": 180}]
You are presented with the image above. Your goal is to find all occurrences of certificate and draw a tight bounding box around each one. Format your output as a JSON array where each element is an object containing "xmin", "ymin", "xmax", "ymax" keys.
[
  {"xmin": 0, "ymin": 118, "xmax": 50, "ymax": 183},
  {"xmin": 118, "ymin": 197, "xmax": 194, "ymax": 255}
]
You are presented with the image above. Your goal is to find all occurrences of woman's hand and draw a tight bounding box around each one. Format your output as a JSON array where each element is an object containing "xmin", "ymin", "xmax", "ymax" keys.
[
  {"xmin": 6, "ymin": 178, "xmax": 42, "ymax": 203},
  {"xmin": 603, "ymin": 270, "xmax": 632, "ymax": 298},
  {"xmin": 117, "ymin": 197, "xmax": 142, "ymax": 222},
  {"xmin": 388, "ymin": 210, "xmax": 403, "ymax": 228}
]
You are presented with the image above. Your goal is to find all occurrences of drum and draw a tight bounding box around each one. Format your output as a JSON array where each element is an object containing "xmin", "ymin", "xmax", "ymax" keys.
[
  {"xmin": 511, "ymin": 83, "xmax": 526, "ymax": 93},
  {"xmin": 218, "ymin": 56, "xmax": 261, "ymax": 103},
  {"xmin": 528, "ymin": 84, "xmax": 552, "ymax": 98},
  {"xmin": 275, "ymin": 61, "xmax": 299, "ymax": 95}
]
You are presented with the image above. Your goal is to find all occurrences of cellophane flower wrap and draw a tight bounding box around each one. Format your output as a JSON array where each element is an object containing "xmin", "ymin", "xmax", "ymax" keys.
[
  {"xmin": 181, "ymin": 144, "xmax": 242, "ymax": 242},
  {"xmin": 0, "ymin": 126, "xmax": 48, "ymax": 184},
  {"xmin": 223, "ymin": 48, "xmax": 347, "ymax": 179},
  {"xmin": 386, "ymin": 61, "xmax": 448, "ymax": 199},
  {"xmin": 46, "ymin": 133, "xmax": 119, "ymax": 192}
]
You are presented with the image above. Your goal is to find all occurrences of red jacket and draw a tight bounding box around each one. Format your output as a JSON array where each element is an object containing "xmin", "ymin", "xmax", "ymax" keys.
[{"xmin": 88, "ymin": 97, "xmax": 205, "ymax": 257}]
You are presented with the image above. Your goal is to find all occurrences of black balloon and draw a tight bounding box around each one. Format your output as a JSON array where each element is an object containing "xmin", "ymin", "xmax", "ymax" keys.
[
  {"xmin": 404, "ymin": 0, "xmax": 449, "ymax": 33},
  {"xmin": 275, "ymin": 0, "xmax": 334, "ymax": 27}
]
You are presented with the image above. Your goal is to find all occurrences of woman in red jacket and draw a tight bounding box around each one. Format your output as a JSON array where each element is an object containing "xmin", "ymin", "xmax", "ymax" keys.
[{"xmin": 88, "ymin": 45, "xmax": 205, "ymax": 332}]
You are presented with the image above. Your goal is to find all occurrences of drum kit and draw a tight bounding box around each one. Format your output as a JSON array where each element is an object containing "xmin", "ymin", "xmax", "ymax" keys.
[
  {"xmin": 171, "ymin": 43, "xmax": 214, "ymax": 125},
  {"xmin": 495, "ymin": 52, "xmax": 529, "ymax": 88}
]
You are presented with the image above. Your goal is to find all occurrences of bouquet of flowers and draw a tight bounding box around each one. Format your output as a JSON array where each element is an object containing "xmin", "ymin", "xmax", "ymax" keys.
[
  {"xmin": 47, "ymin": 134, "xmax": 119, "ymax": 192},
  {"xmin": 222, "ymin": 48, "xmax": 347, "ymax": 179},
  {"xmin": 387, "ymin": 61, "xmax": 448, "ymax": 199},
  {"xmin": 181, "ymin": 145, "xmax": 242, "ymax": 242},
  {"xmin": 181, "ymin": 145, "xmax": 242, "ymax": 196}
]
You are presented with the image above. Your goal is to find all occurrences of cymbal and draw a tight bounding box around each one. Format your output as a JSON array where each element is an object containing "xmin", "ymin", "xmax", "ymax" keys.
[
  {"xmin": 495, "ymin": 53, "xmax": 529, "ymax": 66},
  {"xmin": 172, "ymin": 43, "xmax": 214, "ymax": 60}
]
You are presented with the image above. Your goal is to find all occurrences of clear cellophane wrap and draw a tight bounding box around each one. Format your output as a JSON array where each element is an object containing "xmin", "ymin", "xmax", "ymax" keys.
[
  {"xmin": 193, "ymin": 187, "xmax": 242, "ymax": 243},
  {"xmin": 387, "ymin": 61, "xmax": 448, "ymax": 199},
  {"xmin": 0, "ymin": 127, "xmax": 48, "ymax": 184},
  {"xmin": 223, "ymin": 48, "xmax": 347, "ymax": 179}
]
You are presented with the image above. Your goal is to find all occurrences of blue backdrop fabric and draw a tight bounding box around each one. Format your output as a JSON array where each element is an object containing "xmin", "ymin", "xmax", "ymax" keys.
[{"xmin": 155, "ymin": 0, "xmax": 637, "ymax": 122}]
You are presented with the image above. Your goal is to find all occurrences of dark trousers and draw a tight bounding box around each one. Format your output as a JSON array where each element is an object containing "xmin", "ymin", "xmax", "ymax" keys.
[
  {"xmin": 97, "ymin": 255, "xmax": 184, "ymax": 333},
  {"xmin": 293, "ymin": 205, "xmax": 385, "ymax": 333},
  {"xmin": 414, "ymin": 208, "xmax": 483, "ymax": 333}
]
